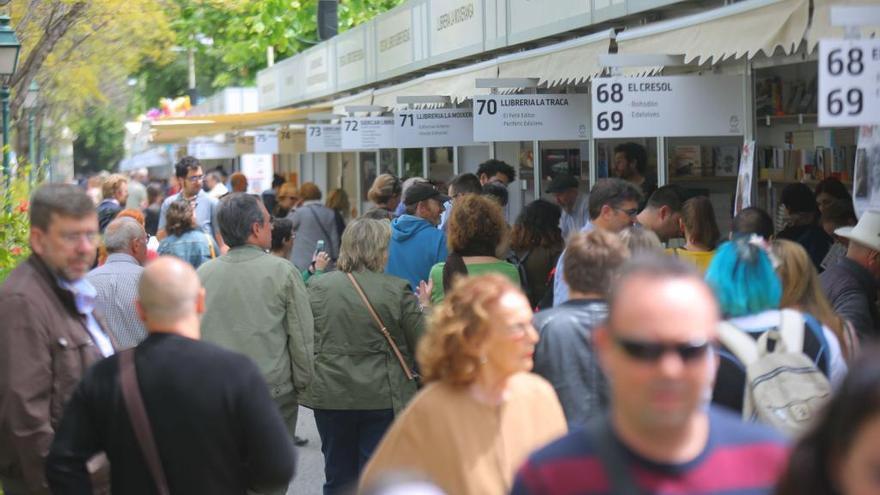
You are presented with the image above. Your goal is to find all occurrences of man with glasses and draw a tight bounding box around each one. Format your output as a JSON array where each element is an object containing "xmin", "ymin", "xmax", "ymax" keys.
[
  {"xmin": 0, "ymin": 184, "xmax": 117, "ymax": 495},
  {"xmin": 157, "ymin": 156, "xmax": 227, "ymax": 254},
  {"xmin": 552, "ymin": 178, "xmax": 642, "ymax": 306},
  {"xmin": 513, "ymin": 255, "xmax": 788, "ymax": 495}
]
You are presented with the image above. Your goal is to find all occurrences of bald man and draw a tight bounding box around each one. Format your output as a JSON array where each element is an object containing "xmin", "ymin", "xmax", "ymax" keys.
[{"xmin": 46, "ymin": 257, "xmax": 296, "ymax": 494}]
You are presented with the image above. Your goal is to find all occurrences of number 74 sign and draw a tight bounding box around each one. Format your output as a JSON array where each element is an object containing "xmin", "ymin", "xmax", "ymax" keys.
[{"xmin": 819, "ymin": 39, "xmax": 880, "ymax": 127}]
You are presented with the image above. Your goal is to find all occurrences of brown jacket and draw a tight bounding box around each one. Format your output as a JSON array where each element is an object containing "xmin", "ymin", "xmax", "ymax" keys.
[{"xmin": 0, "ymin": 255, "xmax": 116, "ymax": 494}]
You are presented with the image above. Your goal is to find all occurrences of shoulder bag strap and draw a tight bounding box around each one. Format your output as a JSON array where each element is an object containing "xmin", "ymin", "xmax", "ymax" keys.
[
  {"xmin": 119, "ymin": 349, "xmax": 171, "ymax": 495},
  {"xmin": 306, "ymin": 205, "xmax": 336, "ymax": 257},
  {"xmin": 346, "ymin": 272, "xmax": 417, "ymax": 381},
  {"xmin": 588, "ymin": 415, "xmax": 643, "ymax": 495}
]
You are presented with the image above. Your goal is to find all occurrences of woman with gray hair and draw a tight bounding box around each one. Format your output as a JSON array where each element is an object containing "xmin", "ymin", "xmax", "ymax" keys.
[{"xmin": 303, "ymin": 217, "xmax": 426, "ymax": 495}]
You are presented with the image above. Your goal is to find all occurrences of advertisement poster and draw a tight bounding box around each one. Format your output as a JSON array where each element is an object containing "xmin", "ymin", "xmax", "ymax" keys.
[
  {"xmin": 852, "ymin": 126, "xmax": 880, "ymax": 219},
  {"xmin": 734, "ymin": 140, "xmax": 755, "ymax": 215}
]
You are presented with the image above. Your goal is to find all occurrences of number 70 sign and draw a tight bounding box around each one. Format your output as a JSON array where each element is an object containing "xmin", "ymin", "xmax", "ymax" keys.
[{"xmin": 819, "ymin": 39, "xmax": 880, "ymax": 127}]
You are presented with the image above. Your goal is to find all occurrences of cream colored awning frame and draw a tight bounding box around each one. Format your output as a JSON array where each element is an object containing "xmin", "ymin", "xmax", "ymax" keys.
[
  {"xmin": 496, "ymin": 29, "xmax": 615, "ymax": 88},
  {"xmin": 149, "ymin": 105, "xmax": 330, "ymax": 143},
  {"xmin": 807, "ymin": 0, "xmax": 880, "ymax": 50},
  {"xmin": 372, "ymin": 59, "xmax": 499, "ymax": 109},
  {"xmin": 616, "ymin": 0, "xmax": 810, "ymax": 67}
]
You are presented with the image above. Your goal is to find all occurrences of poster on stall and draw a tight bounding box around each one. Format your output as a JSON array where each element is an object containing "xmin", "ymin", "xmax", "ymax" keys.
[
  {"xmin": 241, "ymin": 154, "xmax": 273, "ymax": 195},
  {"xmin": 852, "ymin": 126, "xmax": 880, "ymax": 219},
  {"xmin": 734, "ymin": 140, "xmax": 755, "ymax": 215}
]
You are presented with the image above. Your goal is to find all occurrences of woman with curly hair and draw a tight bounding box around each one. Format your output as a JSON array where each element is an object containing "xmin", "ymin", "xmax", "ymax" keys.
[
  {"xmin": 157, "ymin": 199, "xmax": 217, "ymax": 268},
  {"xmin": 510, "ymin": 199, "xmax": 563, "ymax": 307},
  {"xmin": 360, "ymin": 274, "xmax": 566, "ymax": 495},
  {"xmin": 427, "ymin": 194, "xmax": 519, "ymax": 304}
]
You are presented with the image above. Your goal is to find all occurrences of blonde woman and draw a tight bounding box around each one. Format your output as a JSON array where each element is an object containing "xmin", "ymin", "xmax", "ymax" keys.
[
  {"xmin": 772, "ymin": 239, "xmax": 859, "ymax": 361},
  {"xmin": 360, "ymin": 274, "xmax": 567, "ymax": 495}
]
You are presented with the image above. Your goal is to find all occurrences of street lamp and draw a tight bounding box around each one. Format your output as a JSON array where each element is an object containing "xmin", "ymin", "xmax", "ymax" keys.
[
  {"xmin": 0, "ymin": 14, "xmax": 20, "ymax": 194},
  {"xmin": 23, "ymin": 80, "xmax": 38, "ymax": 182}
]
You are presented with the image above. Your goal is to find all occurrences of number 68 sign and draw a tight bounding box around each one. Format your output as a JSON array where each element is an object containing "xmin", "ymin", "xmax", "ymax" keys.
[{"xmin": 819, "ymin": 39, "xmax": 880, "ymax": 127}]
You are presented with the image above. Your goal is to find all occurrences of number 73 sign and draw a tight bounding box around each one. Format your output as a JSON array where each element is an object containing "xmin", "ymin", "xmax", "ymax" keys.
[{"xmin": 819, "ymin": 39, "xmax": 880, "ymax": 127}]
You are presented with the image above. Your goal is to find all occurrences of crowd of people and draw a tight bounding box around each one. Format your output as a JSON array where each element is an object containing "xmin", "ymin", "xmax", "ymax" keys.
[{"xmin": 2, "ymin": 149, "xmax": 880, "ymax": 495}]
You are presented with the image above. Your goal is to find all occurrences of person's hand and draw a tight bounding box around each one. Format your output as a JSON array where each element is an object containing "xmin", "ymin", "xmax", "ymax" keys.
[
  {"xmin": 314, "ymin": 251, "xmax": 330, "ymax": 271},
  {"xmin": 416, "ymin": 279, "xmax": 433, "ymax": 309}
]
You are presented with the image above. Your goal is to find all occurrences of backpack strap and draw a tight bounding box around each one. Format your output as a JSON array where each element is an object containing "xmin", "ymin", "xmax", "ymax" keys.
[
  {"xmin": 718, "ymin": 321, "xmax": 759, "ymax": 366},
  {"xmin": 777, "ymin": 309, "xmax": 806, "ymax": 354}
]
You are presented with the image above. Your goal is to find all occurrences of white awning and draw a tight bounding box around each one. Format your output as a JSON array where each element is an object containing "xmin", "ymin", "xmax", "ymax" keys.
[
  {"xmin": 497, "ymin": 29, "xmax": 615, "ymax": 87},
  {"xmin": 119, "ymin": 146, "xmax": 176, "ymax": 172},
  {"xmin": 332, "ymin": 89, "xmax": 375, "ymax": 115},
  {"xmin": 807, "ymin": 0, "xmax": 880, "ymax": 50},
  {"xmin": 372, "ymin": 60, "xmax": 499, "ymax": 108},
  {"xmin": 616, "ymin": 0, "xmax": 809, "ymax": 66}
]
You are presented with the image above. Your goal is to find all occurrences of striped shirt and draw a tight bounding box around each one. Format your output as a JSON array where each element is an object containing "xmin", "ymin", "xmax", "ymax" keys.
[
  {"xmin": 512, "ymin": 407, "xmax": 788, "ymax": 495},
  {"xmin": 85, "ymin": 253, "xmax": 147, "ymax": 349}
]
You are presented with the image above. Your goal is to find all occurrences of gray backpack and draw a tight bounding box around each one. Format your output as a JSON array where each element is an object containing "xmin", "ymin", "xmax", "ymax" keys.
[{"xmin": 718, "ymin": 309, "xmax": 832, "ymax": 437}]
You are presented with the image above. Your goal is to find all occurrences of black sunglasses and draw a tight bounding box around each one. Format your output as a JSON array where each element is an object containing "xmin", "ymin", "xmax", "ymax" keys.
[{"xmin": 614, "ymin": 336, "xmax": 715, "ymax": 363}]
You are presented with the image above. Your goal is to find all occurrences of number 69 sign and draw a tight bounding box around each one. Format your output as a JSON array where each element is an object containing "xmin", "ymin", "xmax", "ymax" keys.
[{"xmin": 819, "ymin": 39, "xmax": 880, "ymax": 127}]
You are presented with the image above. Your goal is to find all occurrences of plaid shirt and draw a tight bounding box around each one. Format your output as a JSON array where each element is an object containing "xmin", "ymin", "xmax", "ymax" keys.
[{"xmin": 85, "ymin": 253, "xmax": 147, "ymax": 349}]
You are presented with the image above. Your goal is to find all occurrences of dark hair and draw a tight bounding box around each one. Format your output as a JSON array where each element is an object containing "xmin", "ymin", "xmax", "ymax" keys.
[
  {"xmin": 815, "ymin": 178, "xmax": 851, "ymax": 202},
  {"xmin": 481, "ymin": 182, "xmax": 509, "ymax": 207},
  {"xmin": 613, "ymin": 142, "xmax": 648, "ymax": 176},
  {"xmin": 174, "ymin": 156, "xmax": 201, "ymax": 179},
  {"xmin": 443, "ymin": 195, "xmax": 508, "ymax": 291},
  {"xmin": 821, "ymin": 199, "xmax": 857, "ymax": 229},
  {"xmin": 271, "ymin": 217, "xmax": 293, "ymax": 251},
  {"xmin": 146, "ymin": 184, "xmax": 163, "ymax": 205},
  {"xmin": 681, "ymin": 196, "xmax": 721, "ymax": 250},
  {"xmin": 775, "ymin": 347, "xmax": 880, "ymax": 495},
  {"xmin": 216, "ymin": 193, "xmax": 265, "ymax": 248},
  {"xmin": 448, "ymin": 173, "xmax": 482, "ymax": 196},
  {"xmin": 164, "ymin": 199, "xmax": 196, "ymax": 237},
  {"xmin": 732, "ymin": 207, "xmax": 774, "ymax": 240},
  {"xmin": 587, "ymin": 178, "xmax": 644, "ymax": 220},
  {"xmin": 564, "ymin": 230, "xmax": 629, "ymax": 295},
  {"xmin": 782, "ymin": 183, "xmax": 819, "ymax": 215},
  {"xmin": 646, "ymin": 184, "xmax": 684, "ymax": 212},
  {"xmin": 30, "ymin": 184, "xmax": 96, "ymax": 230},
  {"xmin": 272, "ymin": 174, "xmax": 285, "ymax": 189},
  {"xmin": 510, "ymin": 199, "xmax": 563, "ymax": 251},
  {"xmin": 477, "ymin": 159, "xmax": 516, "ymax": 182}
]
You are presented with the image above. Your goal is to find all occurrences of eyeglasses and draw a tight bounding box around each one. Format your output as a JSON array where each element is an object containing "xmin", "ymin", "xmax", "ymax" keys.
[
  {"xmin": 186, "ymin": 175, "xmax": 204, "ymax": 183},
  {"xmin": 614, "ymin": 336, "xmax": 715, "ymax": 363},
  {"xmin": 614, "ymin": 206, "xmax": 640, "ymax": 218},
  {"xmin": 59, "ymin": 231, "xmax": 101, "ymax": 246}
]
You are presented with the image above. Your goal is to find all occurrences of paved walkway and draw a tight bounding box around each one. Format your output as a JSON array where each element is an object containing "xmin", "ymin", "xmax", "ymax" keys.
[{"xmin": 288, "ymin": 406, "xmax": 325, "ymax": 494}]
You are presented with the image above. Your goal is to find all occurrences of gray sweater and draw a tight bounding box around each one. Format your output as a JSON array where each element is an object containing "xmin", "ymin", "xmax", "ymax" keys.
[
  {"xmin": 288, "ymin": 202, "xmax": 341, "ymax": 271},
  {"xmin": 532, "ymin": 299, "xmax": 609, "ymax": 427},
  {"xmin": 820, "ymin": 256, "xmax": 880, "ymax": 341}
]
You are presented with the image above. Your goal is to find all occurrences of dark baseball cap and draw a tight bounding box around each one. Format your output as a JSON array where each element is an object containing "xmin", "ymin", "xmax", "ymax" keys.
[
  {"xmin": 545, "ymin": 173, "xmax": 579, "ymax": 193},
  {"xmin": 403, "ymin": 183, "xmax": 450, "ymax": 206}
]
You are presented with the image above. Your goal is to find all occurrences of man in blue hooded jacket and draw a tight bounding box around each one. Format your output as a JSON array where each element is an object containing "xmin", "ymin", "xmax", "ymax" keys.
[{"xmin": 385, "ymin": 182, "xmax": 449, "ymax": 291}]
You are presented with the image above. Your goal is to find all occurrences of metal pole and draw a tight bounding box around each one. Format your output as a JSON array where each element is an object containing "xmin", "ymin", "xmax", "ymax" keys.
[
  {"xmin": 2, "ymin": 85, "xmax": 10, "ymax": 204},
  {"xmin": 28, "ymin": 110, "xmax": 35, "ymax": 183}
]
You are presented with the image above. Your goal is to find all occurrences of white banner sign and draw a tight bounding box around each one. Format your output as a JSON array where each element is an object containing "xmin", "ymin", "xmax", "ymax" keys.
[
  {"xmin": 591, "ymin": 75, "xmax": 745, "ymax": 138},
  {"xmin": 472, "ymin": 94, "xmax": 590, "ymax": 142},
  {"xmin": 852, "ymin": 125, "xmax": 880, "ymax": 219},
  {"xmin": 341, "ymin": 117, "xmax": 395, "ymax": 149},
  {"xmin": 819, "ymin": 39, "xmax": 880, "ymax": 127},
  {"xmin": 241, "ymin": 154, "xmax": 273, "ymax": 195},
  {"xmin": 394, "ymin": 109, "xmax": 475, "ymax": 147},
  {"xmin": 306, "ymin": 124, "xmax": 342, "ymax": 152},
  {"xmin": 253, "ymin": 132, "xmax": 279, "ymax": 154},
  {"xmin": 734, "ymin": 140, "xmax": 755, "ymax": 215}
]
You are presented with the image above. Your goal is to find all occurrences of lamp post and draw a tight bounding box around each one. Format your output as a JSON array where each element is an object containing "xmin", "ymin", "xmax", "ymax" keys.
[
  {"xmin": 23, "ymin": 80, "xmax": 38, "ymax": 183},
  {"xmin": 0, "ymin": 14, "xmax": 21, "ymax": 196}
]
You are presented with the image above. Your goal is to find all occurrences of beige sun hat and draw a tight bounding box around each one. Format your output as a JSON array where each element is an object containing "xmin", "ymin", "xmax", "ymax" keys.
[{"xmin": 835, "ymin": 210, "xmax": 880, "ymax": 252}]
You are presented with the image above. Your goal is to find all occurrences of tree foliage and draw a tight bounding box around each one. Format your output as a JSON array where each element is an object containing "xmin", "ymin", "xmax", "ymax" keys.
[{"xmin": 72, "ymin": 106, "xmax": 125, "ymax": 174}]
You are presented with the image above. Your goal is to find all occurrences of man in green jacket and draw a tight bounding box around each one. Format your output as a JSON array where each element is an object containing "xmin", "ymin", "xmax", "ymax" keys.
[{"xmin": 197, "ymin": 193, "xmax": 314, "ymax": 464}]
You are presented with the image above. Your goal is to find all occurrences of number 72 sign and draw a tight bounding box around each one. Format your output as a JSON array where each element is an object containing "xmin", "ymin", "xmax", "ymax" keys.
[{"xmin": 819, "ymin": 39, "xmax": 880, "ymax": 127}]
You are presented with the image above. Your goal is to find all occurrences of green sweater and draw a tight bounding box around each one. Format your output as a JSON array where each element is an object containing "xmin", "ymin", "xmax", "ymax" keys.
[
  {"xmin": 429, "ymin": 260, "xmax": 521, "ymax": 304},
  {"xmin": 304, "ymin": 270, "xmax": 425, "ymax": 413}
]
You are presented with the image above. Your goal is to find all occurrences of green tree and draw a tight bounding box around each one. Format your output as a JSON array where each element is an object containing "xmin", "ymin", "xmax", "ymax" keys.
[{"xmin": 72, "ymin": 107, "xmax": 126, "ymax": 174}]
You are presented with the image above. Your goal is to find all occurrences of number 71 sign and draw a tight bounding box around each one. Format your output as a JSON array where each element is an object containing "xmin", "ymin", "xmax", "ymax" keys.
[{"xmin": 819, "ymin": 39, "xmax": 880, "ymax": 127}]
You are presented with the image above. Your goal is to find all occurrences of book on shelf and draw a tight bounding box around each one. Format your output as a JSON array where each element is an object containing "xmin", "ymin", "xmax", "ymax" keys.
[{"xmin": 672, "ymin": 145, "xmax": 703, "ymax": 177}]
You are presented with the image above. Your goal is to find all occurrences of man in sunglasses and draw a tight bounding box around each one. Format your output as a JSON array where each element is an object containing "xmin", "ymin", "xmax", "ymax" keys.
[{"xmin": 514, "ymin": 255, "xmax": 788, "ymax": 495}]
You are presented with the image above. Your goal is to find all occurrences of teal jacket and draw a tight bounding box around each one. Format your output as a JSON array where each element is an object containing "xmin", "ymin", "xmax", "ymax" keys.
[
  {"xmin": 197, "ymin": 245, "xmax": 314, "ymax": 399},
  {"xmin": 303, "ymin": 270, "xmax": 425, "ymax": 414}
]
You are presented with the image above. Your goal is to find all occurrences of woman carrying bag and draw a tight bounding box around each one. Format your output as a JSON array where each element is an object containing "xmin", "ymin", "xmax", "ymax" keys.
[{"xmin": 303, "ymin": 217, "xmax": 426, "ymax": 495}]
